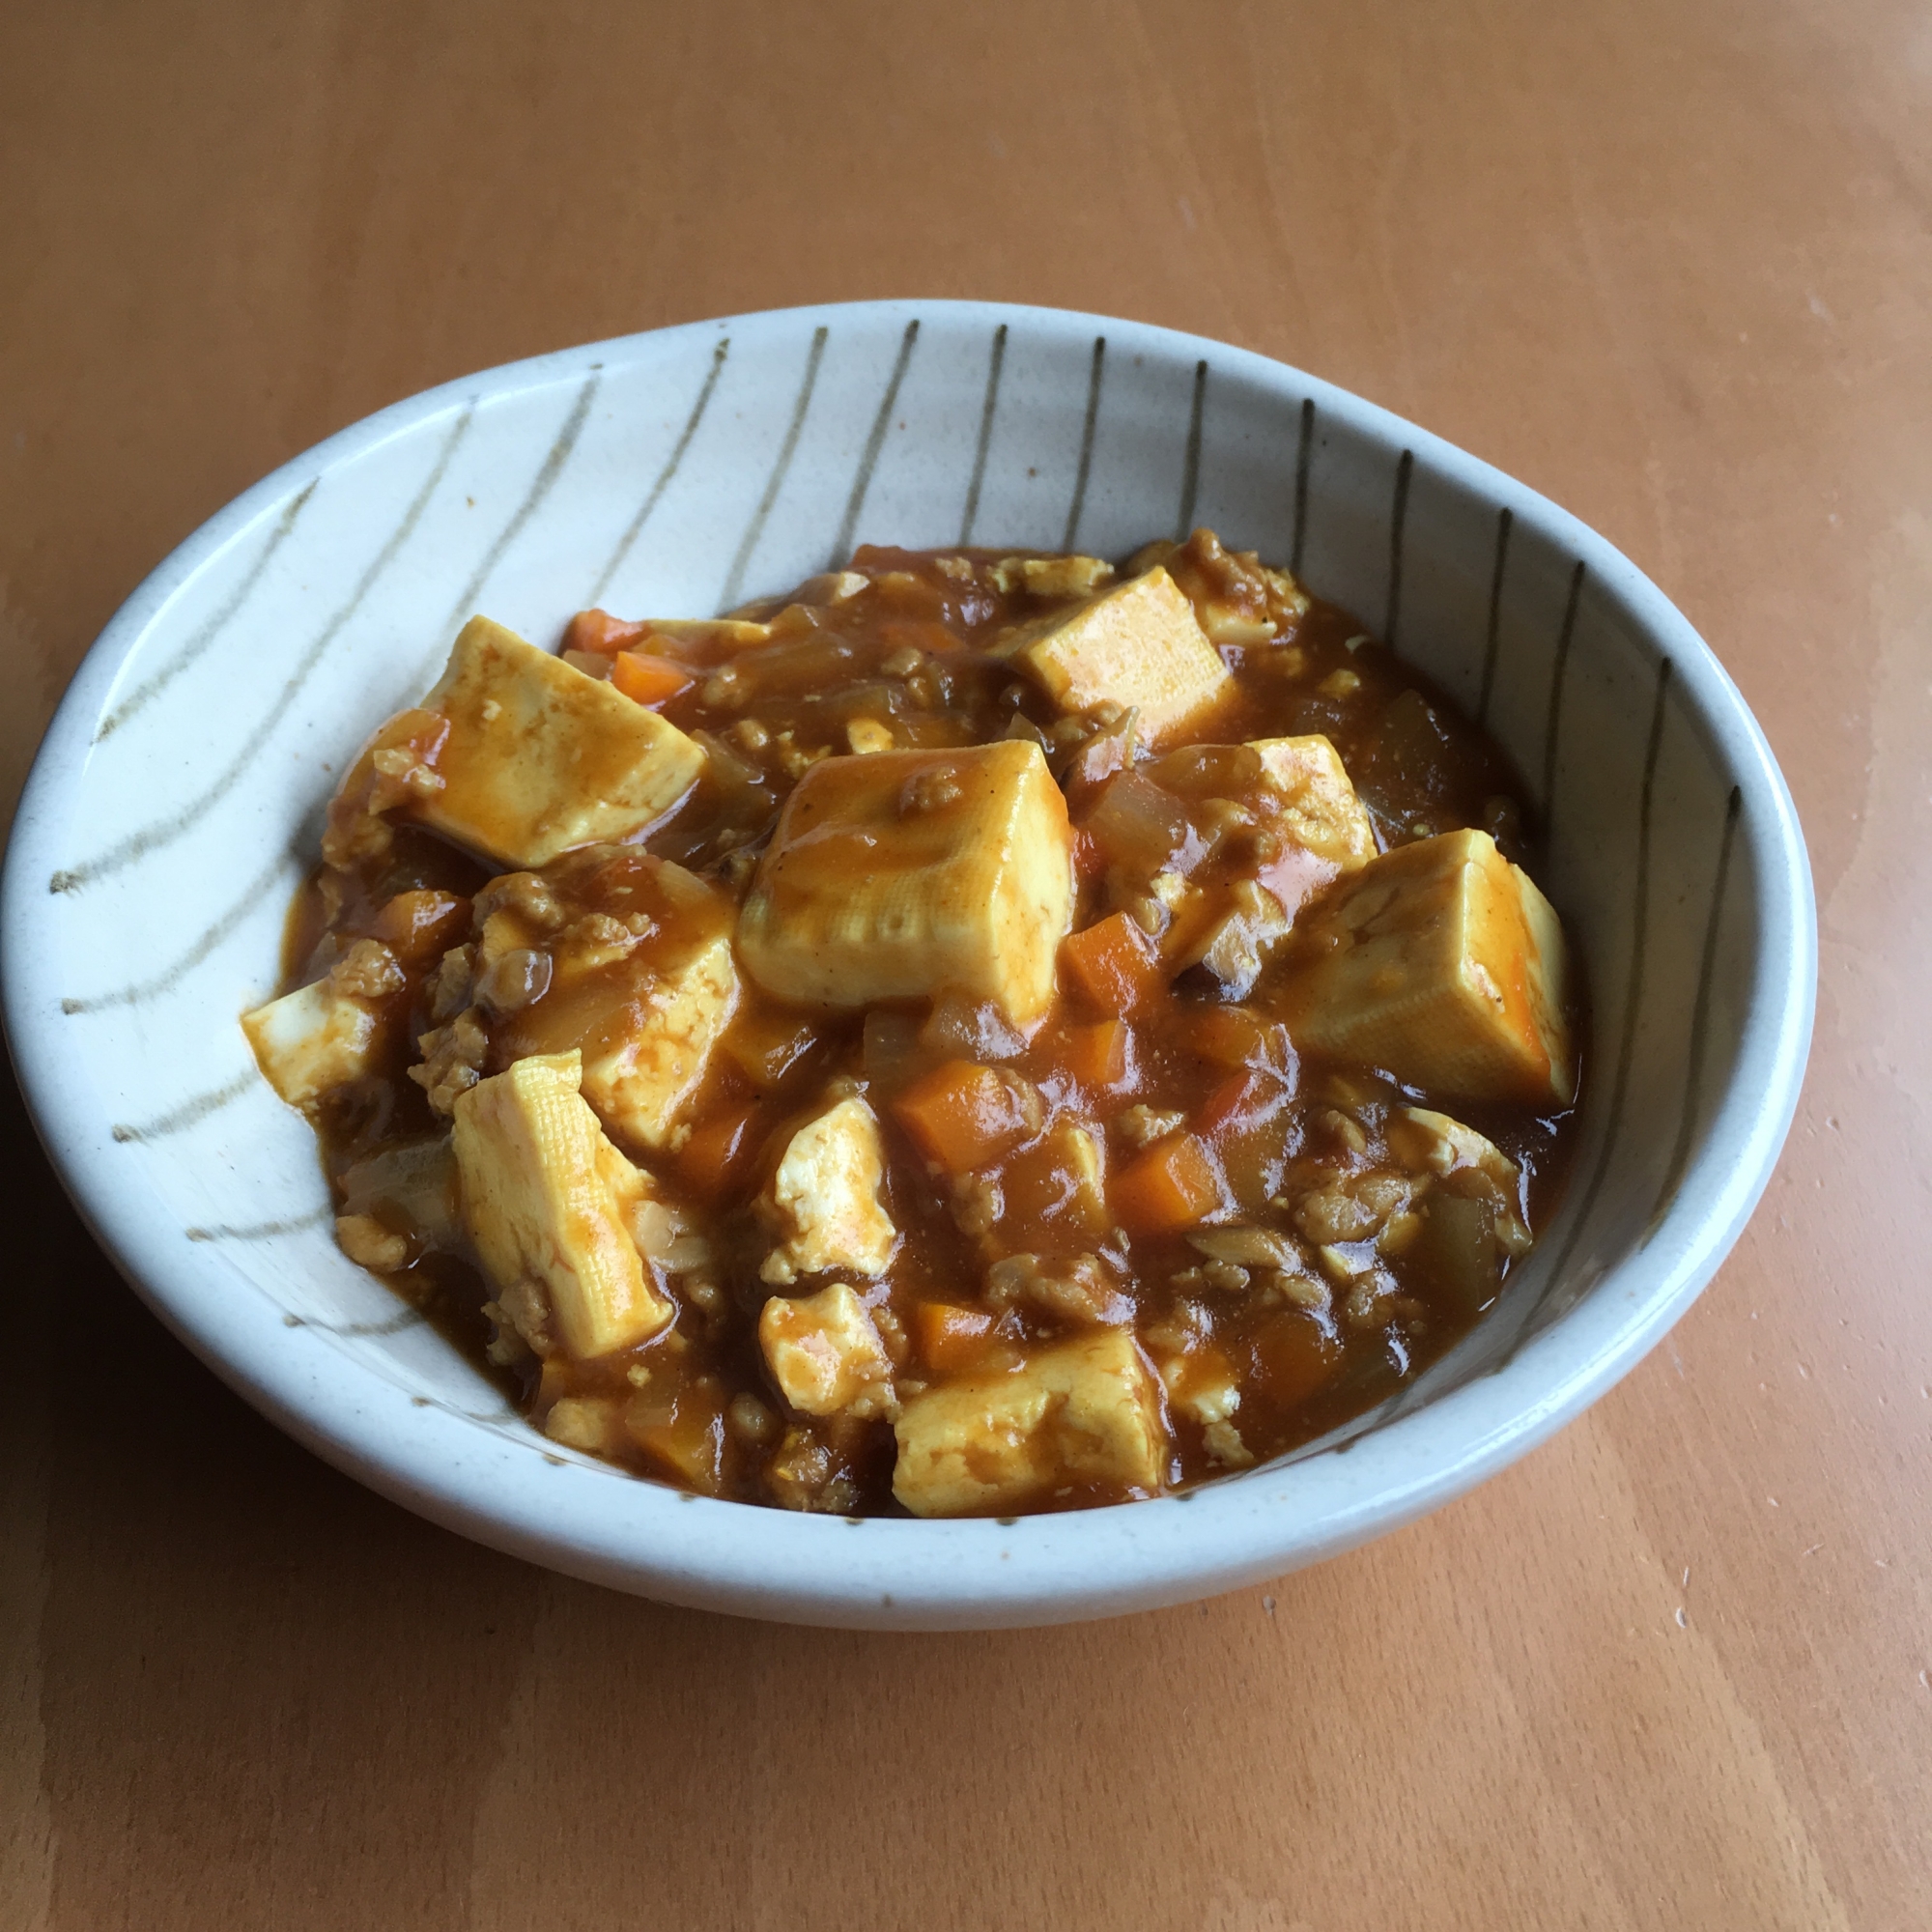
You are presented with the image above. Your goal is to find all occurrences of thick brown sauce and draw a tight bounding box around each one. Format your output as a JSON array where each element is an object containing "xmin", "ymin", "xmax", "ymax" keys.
[{"xmin": 285, "ymin": 535, "xmax": 1584, "ymax": 1515}]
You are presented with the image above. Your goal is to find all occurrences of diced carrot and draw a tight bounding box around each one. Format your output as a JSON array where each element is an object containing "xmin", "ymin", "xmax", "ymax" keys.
[
  {"xmin": 1059, "ymin": 912, "xmax": 1163, "ymax": 1016},
  {"xmin": 915, "ymin": 1302, "xmax": 996, "ymax": 1376},
  {"xmin": 1249, "ymin": 1312, "xmax": 1342, "ymax": 1408},
  {"xmin": 674, "ymin": 1104, "xmax": 761, "ymax": 1200},
  {"xmin": 369, "ymin": 888, "xmax": 469, "ymax": 964},
  {"xmin": 624, "ymin": 1382, "xmax": 727, "ymax": 1494},
  {"xmin": 611, "ymin": 649, "xmax": 695, "ymax": 707},
  {"xmin": 1111, "ymin": 1132, "xmax": 1222, "ymax": 1236},
  {"xmin": 1195, "ymin": 1071, "xmax": 1274, "ymax": 1140},
  {"xmin": 563, "ymin": 609, "xmax": 648, "ymax": 656},
  {"xmin": 1190, "ymin": 1005, "xmax": 1272, "ymax": 1070},
  {"xmin": 1062, "ymin": 1018, "xmax": 1130, "ymax": 1089},
  {"xmin": 893, "ymin": 1060, "xmax": 1037, "ymax": 1174}
]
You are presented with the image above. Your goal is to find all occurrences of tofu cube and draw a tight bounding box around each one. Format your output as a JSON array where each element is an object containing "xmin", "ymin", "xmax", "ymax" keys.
[
  {"xmin": 577, "ymin": 930, "xmax": 739, "ymax": 1152},
  {"xmin": 891, "ymin": 1328, "xmax": 1169, "ymax": 1517},
  {"xmin": 737, "ymin": 740, "xmax": 1074, "ymax": 1025},
  {"xmin": 489, "ymin": 857, "xmax": 741, "ymax": 1153},
  {"xmin": 452, "ymin": 1051, "xmax": 673, "ymax": 1359},
  {"xmin": 996, "ymin": 565, "xmax": 1232, "ymax": 746},
  {"xmin": 1278, "ymin": 829, "xmax": 1574, "ymax": 1106},
  {"xmin": 759, "ymin": 1282, "xmax": 899, "ymax": 1421},
  {"xmin": 758, "ymin": 1096, "xmax": 899, "ymax": 1285},
  {"xmin": 242, "ymin": 979, "xmax": 383, "ymax": 1111},
  {"xmin": 1249, "ymin": 734, "xmax": 1379, "ymax": 873},
  {"xmin": 415, "ymin": 616, "xmax": 705, "ymax": 867}
]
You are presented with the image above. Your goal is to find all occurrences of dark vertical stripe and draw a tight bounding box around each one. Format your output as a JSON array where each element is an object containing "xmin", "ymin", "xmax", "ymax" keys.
[
  {"xmin": 1290, "ymin": 398, "xmax": 1314, "ymax": 576},
  {"xmin": 112, "ymin": 1067, "xmax": 258, "ymax": 1142},
  {"xmin": 314, "ymin": 1306, "xmax": 427, "ymax": 1338},
  {"xmin": 185, "ymin": 1205, "xmax": 332, "ymax": 1241},
  {"xmin": 828, "ymin": 319, "xmax": 921, "ymax": 567},
  {"xmin": 958, "ymin": 323, "xmax": 1008, "ymax": 546},
  {"xmin": 62, "ymin": 843, "xmax": 301, "ymax": 1010},
  {"xmin": 1538, "ymin": 657, "xmax": 1675, "ymax": 1299},
  {"xmin": 1062, "ymin": 335, "xmax": 1106, "ymax": 551},
  {"xmin": 1476, "ymin": 506, "xmax": 1514, "ymax": 725},
  {"xmin": 48, "ymin": 405, "xmax": 472, "ymax": 895},
  {"xmin": 96, "ymin": 480, "xmax": 317, "ymax": 742},
  {"xmin": 1383, "ymin": 449, "xmax": 1414, "ymax": 646},
  {"xmin": 442, "ymin": 370, "xmax": 600, "ymax": 634},
  {"xmin": 1175, "ymin": 359, "xmax": 1208, "ymax": 541},
  {"xmin": 720, "ymin": 326, "xmax": 829, "ymax": 611},
  {"xmin": 1539, "ymin": 561, "xmax": 1586, "ymax": 822},
  {"xmin": 588, "ymin": 338, "xmax": 730, "ymax": 605},
  {"xmin": 1650, "ymin": 785, "xmax": 1744, "ymax": 1229}
]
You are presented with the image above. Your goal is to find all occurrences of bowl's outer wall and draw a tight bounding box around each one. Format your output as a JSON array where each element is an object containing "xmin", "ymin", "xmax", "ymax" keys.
[{"xmin": 1, "ymin": 301, "xmax": 1815, "ymax": 1628}]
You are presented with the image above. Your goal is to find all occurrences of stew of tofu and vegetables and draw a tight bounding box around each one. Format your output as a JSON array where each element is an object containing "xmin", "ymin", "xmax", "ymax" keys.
[{"xmin": 243, "ymin": 530, "xmax": 1579, "ymax": 1519}]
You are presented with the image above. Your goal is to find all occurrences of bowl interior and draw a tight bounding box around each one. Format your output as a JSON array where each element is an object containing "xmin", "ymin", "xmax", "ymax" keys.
[{"xmin": 6, "ymin": 301, "xmax": 1810, "ymax": 1621}]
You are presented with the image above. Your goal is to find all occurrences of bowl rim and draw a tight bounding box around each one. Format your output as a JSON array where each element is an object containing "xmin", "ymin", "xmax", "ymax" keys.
[{"xmin": 0, "ymin": 298, "xmax": 1816, "ymax": 1628}]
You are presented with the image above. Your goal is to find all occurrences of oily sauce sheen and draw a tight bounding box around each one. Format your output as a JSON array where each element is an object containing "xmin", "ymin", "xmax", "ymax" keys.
[{"xmin": 279, "ymin": 532, "xmax": 1583, "ymax": 1517}]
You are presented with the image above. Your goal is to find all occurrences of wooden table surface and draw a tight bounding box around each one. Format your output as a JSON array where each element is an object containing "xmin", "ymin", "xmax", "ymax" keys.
[{"xmin": 4, "ymin": 3, "xmax": 1927, "ymax": 1925}]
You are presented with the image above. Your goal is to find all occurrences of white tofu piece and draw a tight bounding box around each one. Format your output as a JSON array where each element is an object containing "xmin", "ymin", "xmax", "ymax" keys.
[
  {"xmin": 415, "ymin": 616, "xmax": 705, "ymax": 867},
  {"xmin": 995, "ymin": 565, "xmax": 1232, "ymax": 746},
  {"xmin": 892, "ymin": 1328, "xmax": 1169, "ymax": 1517},
  {"xmin": 579, "ymin": 929, "xmax": 740, "ymax": 1152},
  {"xmin": 1248, "ymin": 734, "xmax": 1379, "ymax": 874},
  {"xmin": 242, "ymin": 979, "xmax": 383, "ymax": 1111},
  {"xmin": 490, "ymin": 858, "xmax": 741, "ymax": 1152},
  {"xmin": 759, "ymin": 1282, "xmax": 899, "ymax": 1421},
  {"xmin": 758, "ymin": 1097, "xmax": 898, "ymax": 1286},
  {"xmin": 1277, "ymin": 828, "xmax": 1575, "ymax": 1106},
  {"xmin": 738, "ymin": 740, "xmax": 1074, "ymax": 1025},
  {"xmin": 452, "ymin": 1050, "xmax": 673, "ymax": 1360},
  {"xmin": 1156, "ymin": 1347, "xmax": 1255, "ymax": 1469}
]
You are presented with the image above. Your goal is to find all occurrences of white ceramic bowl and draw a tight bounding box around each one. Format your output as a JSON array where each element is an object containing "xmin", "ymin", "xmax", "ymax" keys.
[{"xmin": 1, "ymin": 301, "xmax": 1814, "ymax": 1628}]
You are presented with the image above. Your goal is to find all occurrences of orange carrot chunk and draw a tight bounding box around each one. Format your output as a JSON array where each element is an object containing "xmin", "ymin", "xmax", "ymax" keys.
[
  {"xmin": 893, "ymin": 1060, "xmax": 1037, "ymax": 1174},
  {"xmin": 1195, "ymin": 1071, "xmax": 1271, "ymax": 1141},
  {"xmin": 1062, "ymin": 1018, "xmax": 1130, "ymax": 1088},
  {"xmin": 1190, "ymin": 1005, "xmax": 1286, "ymax": 1071},
  {"xmin": 1111, "ymin": 1132, "xmax": 1222, "ymax": 1236},
  {"xmin": 563, "ymin": 609, "xmax": 648, "ymax": 656},
  {"xmin": 1059, "ymin": 912, "xmax": 1162, "ymax": 1016},
  {"xmin": 915, "ymin": 1302, "xmax": 997, "ymax": 1376},
  {"xmin": 611, "ymin": 649, "xmax": 695, "ymax": 707}
]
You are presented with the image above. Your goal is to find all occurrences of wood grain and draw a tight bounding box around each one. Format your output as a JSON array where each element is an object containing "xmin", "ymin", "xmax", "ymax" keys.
[{"xmin": 3, "ymin": 1, "xmax": 1928, "ymax": 1924}]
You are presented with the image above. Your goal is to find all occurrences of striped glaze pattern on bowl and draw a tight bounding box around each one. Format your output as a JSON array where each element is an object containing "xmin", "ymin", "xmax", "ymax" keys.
[{"xmin": 1, "ymin": 301, "xmax": 1814, "ymax": 1628}]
